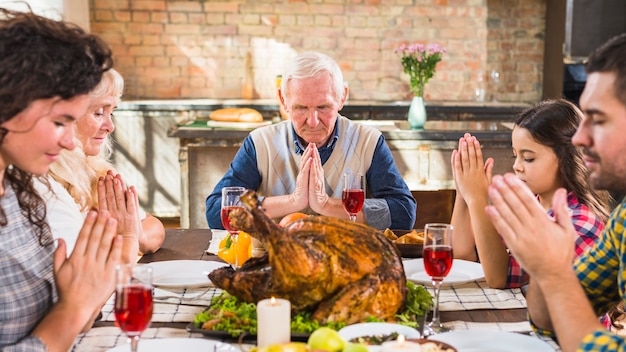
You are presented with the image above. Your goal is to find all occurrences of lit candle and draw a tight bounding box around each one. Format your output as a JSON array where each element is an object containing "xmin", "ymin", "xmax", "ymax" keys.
[
  {"xmin": 381, "ymin": 335, "xmax": 422, "ymax": 352},
  {"xmin": 256, "ymin": 297, "xmax": 291, "ymax": 348}
]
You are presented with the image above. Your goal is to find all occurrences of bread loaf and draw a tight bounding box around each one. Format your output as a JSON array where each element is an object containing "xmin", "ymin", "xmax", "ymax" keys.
[{"xmin": 209, "ymin": 108, "xmax": 263, "ymax": 123}]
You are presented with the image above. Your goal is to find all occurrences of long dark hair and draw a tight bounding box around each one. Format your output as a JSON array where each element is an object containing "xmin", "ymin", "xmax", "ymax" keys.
[
  {"xmin": 514, "ymin": 99, "xmax": 611, "ymax": 222},
  {"xmin": 0, "ymin": 9, "xmax": 113, "ymax": 244}
]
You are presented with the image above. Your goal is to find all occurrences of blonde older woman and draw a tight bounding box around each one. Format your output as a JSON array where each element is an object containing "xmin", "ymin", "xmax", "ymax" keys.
[{"xmin": 36, "ymin": 68, "xmax": 164, "ymax": 262}]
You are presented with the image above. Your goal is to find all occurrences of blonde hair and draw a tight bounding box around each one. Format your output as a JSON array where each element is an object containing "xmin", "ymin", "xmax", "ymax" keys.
[{"xmin": 48, "ymin": 68, "xmax": 124, "ymax": 211}]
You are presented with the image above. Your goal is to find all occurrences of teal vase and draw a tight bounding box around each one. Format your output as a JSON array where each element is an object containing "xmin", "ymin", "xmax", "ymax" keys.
[{"xmin": 408, "ymin": 96, "xmax": 427, "ymax": 130}]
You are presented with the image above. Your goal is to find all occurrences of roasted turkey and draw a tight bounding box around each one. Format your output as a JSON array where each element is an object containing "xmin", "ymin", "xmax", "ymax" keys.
[{"xmin": 208, "ymin": 190, "xmax": 407, "ymax": 324}]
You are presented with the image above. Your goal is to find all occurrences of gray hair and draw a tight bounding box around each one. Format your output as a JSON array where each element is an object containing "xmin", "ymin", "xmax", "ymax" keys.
[
  {"xmin": 280, "ymin": 51, "xmax": 345, "ymax": 102},
  {"xmin": 90, "ymin": 68, "xmax": 124, "ymax": 105}
]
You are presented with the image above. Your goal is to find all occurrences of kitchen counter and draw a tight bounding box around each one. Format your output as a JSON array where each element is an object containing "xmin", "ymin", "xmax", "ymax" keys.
[{"xmin": 120, "ymin": 99, "xmax": 529, "ymax": 121}]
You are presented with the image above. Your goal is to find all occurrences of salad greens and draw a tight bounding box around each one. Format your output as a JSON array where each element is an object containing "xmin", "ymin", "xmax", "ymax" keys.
[{"xmin": 193, "ymin": 281, "xmax": 433, "ymax": 337}]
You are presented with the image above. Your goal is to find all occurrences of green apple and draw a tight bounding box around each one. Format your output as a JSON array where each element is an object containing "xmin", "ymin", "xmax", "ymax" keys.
[
  {"xmin": 307, "ymin": 327, "xmax": 345, "ymax": 352},
  {"xmin": 342, "ymin": 342, "xmax": 369, "ymax": 352}
]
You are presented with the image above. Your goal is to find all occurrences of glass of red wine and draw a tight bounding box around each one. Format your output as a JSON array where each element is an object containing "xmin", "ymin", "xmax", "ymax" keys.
[
  {"xmin": 342, "ymin": 173, "xmax": 365, "ymax": 222},
  {"xmin": 422, "ymin": 223, "xmax": 454, "ymax": 337},
  {"xmin": 114, "ymin": 264, "xmax": 153, "ymax": 352},
  {"xmin": 221, "ymin": 186, "xmax": 246, "ymax": 268}
]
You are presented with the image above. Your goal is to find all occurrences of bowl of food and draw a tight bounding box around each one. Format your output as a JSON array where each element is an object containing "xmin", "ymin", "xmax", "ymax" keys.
[
  {"xmin": 384, "ymin": 229, "xmax": 424, "ymax": 258},
  {"xmin": 406, "ymin": 338, "xmax": 457, "ymax": 352},
  {"xmin": 338, "ymin": 322, "xmax": 421, "ymax": 351}
]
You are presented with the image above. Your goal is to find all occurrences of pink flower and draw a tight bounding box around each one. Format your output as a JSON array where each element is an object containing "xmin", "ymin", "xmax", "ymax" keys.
[{"xmin": 396, "ymin": 42, "xmax": 445, "ymax": 97}]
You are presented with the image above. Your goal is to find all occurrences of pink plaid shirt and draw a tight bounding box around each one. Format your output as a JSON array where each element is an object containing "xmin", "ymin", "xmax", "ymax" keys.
[{"xmin": 505, "ymin": 192, "xmax": 604, "ymax": 288}]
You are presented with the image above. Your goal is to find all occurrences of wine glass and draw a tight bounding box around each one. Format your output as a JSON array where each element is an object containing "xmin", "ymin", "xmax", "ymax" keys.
[
  {"xmin": 114, "ymin": 264, "xmax": 153, "ymax": 352},
  {"xmin": 342, "ymin": 173, "xmax": 365, "ymax": 222},
  {"xmin": 221, "ymin": 186, "xmax": 246, "ymax": 268},
  {"xmin": 422, "ymin": 223, "xmax": 454, "ymax": 337}
]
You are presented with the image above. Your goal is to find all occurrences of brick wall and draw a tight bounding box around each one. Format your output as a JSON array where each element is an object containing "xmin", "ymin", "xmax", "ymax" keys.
[{"xmin": 89, "ymin": 0, "xmax": 546, "ymax": 102}]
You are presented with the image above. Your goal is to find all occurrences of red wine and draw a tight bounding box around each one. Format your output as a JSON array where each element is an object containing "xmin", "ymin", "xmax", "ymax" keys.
[
  {"xmin": 114, "ymin": 284, "xmax": 153, "ymax": 335},
  {"xmin": 342, "ymin": 189, "xmax": 365, "ymax": 214},
  {"xmin": 221, "ymin": 206, "xmax": 244, "ymax": 233},
  {"xmin": 423, "ymin": 245, "xmax": 453, "ymax": 280}
]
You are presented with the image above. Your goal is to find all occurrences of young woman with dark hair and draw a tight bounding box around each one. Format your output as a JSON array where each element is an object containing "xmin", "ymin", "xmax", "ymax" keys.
[{"xmin": 0, "ymin": 9, "xmax": 122, "ymax": 351}]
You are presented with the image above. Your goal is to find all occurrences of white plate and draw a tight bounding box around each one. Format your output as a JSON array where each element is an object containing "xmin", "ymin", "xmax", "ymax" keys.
[
  {"xmin": 147, "ymin": 260, "xmax": 229, "ymax": 288},
  {"xmin": 403, "ymin": 259, "xmax": 484, "ymax": 285},
  {"xmin": 429, "ymin": 330, "xmax": 554, "ymax": 352},
  {"xmin": 107, "ymin": 338, "xmax": 238, "ymax": 352},
  {"xmin": 206, "ymin": 120, "xmax": 271, "ymax": 129},
  {"xmin": 338, "ymin": 322, "xmax": 421, "ymax": 351}
]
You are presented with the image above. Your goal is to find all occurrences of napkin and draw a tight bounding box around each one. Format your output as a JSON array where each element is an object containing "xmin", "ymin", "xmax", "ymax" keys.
[
  {"xmin": 206, "ymin": 230, "xmax": 229, "ymax": 255},
  {"xmin": 431, "ymin": 280, "xmax": 527, "ymax": 311},
  {"xmin": 100, "ymin": 287, "xmax": 224, "ymax": 323}
]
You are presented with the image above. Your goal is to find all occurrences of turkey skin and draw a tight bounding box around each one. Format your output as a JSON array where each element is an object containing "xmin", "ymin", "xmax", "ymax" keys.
[{"xmin": 208, "ymin": 190, "xmax": 407, "ymax": 324}]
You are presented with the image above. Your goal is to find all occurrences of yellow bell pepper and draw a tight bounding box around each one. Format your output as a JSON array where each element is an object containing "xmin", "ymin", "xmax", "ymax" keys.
[{"xmin": 217, "ymin": 231, "xmax": 252, "ymax": 265}]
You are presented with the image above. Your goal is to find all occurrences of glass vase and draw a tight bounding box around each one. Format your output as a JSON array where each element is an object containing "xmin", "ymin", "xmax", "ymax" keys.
[{"xmin": 408, "ymin": 96, "xmax": 427, "ymax": 130}]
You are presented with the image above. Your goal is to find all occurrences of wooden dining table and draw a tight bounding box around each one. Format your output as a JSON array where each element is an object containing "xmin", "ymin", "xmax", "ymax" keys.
[
  {"xmin": 135, "ymin": 228, "xmax": 528, "ymax": 324},
  {"xmin": 75, "ymin": 228, "xmax": 563, "ymax": 352}
]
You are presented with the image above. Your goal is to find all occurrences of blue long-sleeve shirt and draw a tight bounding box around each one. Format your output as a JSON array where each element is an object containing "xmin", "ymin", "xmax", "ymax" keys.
[{"xmin": 205, "ymin": 121, "xmax": 416, "ymax": 230}]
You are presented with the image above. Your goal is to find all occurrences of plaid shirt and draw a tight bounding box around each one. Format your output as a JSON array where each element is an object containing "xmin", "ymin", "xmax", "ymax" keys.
[
  {"xmin": 0, "ymin": 181, "xmax": 54, "ymax": 350},
  {"xmin": 562, "ymin": 197, "xmax": 626, "ymax": 351},
  {"xmin": 505, "ymin": 192, "xmax": 604, "ymax": 288}
]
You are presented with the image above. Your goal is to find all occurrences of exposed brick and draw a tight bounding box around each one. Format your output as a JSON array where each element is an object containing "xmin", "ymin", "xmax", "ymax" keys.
[
  {"xmin": 169, "ymin": 12, "xmax": 188, "ymax": 24},
  {"xmin": 165, "ymin": 24, "xmax": 202, "ymax": 34},
  {"xmin": 168, "ymin": 44, "xmax": 203, "ymax": 57},
  {"xmin": 278, "ymin": 15, "xmax": 296, "ymax": 26},
  {"xmin": 241, "ymin": 14, "xmax": 261, "ymax": 25},
  {"xmin": 204, "ymin": 2, "xmax": 240, "ymax": 13},
  {"xmin": 202, "ymin": 25, "xmax": 238, "ymax": 36},
  {"xmin": 123, "ymin": 34, "xmax": 142, "ymax": 45},
  {"xmin": 110, "ymin": 10, "xmax": 130, "ymax": 22},
  {"xmin": 302, "ymin": 36, "xmax": 338, "ymax": 50},
  {"xmin": 296, "ymin": 15, "xmax": 314, "ymax": 26},
  {"xmin": 93, "ymin": 0, "xmax": 130, "ymax": 10},
  {"xmin": 90, "ymin": 22, "xmax": 125, "ymax": 33},
  {"xmin": 188, "ymin": 13, "xmax": 207, "ymax": 24},
  {"xmin": 142, "ymin": 34, "xmax": 162, "ymax": 45},
  {"xmin": 345, "ymin": 27, "xmax": 378, "ymax": 38},
  {"xmin": 131, "ymin": 11, "xmax": 150, "ymax": 23},
  {"xmin": 274, "ymin": 4, "xmax": 309, "ymax": 15},
  {"xmin": 90, "ymin": 0, "xmax": 546, "ymax": 101},
  {"xmin": 347, "ymin": 16, "xmax": 367, "ymax": 27},
  {"xmin": 128, "ymin": 23, "xmax": 164, "ymax": 34},
  {"xmin": 172, "ymin": 56, "xmax": 190, "ymax": 66},
  {"xmin": 166, "ymin": 1, "xmax": 203, "ymax": 12},
  {"xmin": 130, "ymin": 1, "xmax": 166, "ymax": 11},
  {"xmin": 314, "ymin": 15, "xmax": 332, "ymax": 26},
  {"xmin": 206, "ymin": 13, "xmax": 226, "ymax": 25},
  {"xmin": 151, "ymin": 11, "xmax": 168, "ymax": 23},
  {"xmin": 135, "ymin": 56, "xmax": 153, "ymax": 66},
  {"xmin": 240, "ymin": 3, "xmax": 275, "ymax": 13},
  {"xmin": 100, "ymin": 33, "xmax": 124, "ymax": 46},
  {"xmin": 238, "ymin": 25, "xmax": 273, "ymax": 36},
  {"xmin": 94, "ymin": 10, "xmax": 113, "ymax": 21},
  {"xmin": 309, "ymin": 4, "xmax": 345, "ymax": 14},
  {"xmin": 128, "ymin": 45, "xmax": 165, "ymax": 56},
  {"xmin": 153, "ymin": 56, "xmax": 170, "ymax": 66}
]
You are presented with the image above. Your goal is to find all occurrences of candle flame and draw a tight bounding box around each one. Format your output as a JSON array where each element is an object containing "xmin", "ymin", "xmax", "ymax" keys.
[
  {"xmin": 270, "ymin": 296, "xmax": 276, "ymax": 305},
  {"xmin": 397, "ymin": 334, "xmax": 406, "ymax": 344}
]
